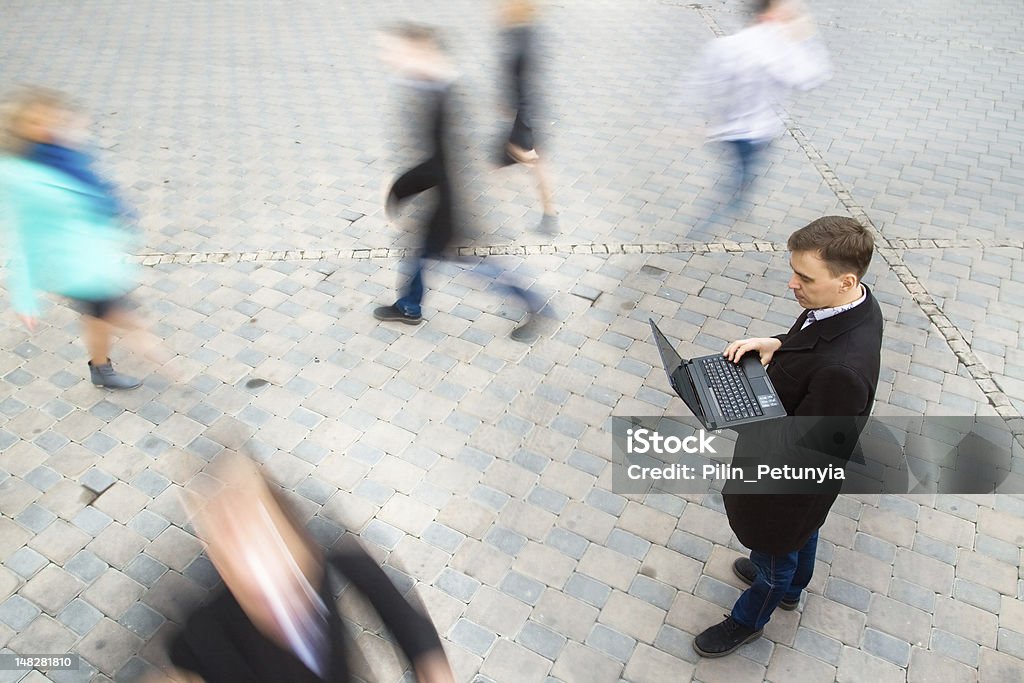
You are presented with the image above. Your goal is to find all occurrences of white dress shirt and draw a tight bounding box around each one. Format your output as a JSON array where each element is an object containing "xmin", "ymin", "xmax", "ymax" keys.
[{"xmin": 801, "ymin": 286, "xmax": 866, "ymax": 330}]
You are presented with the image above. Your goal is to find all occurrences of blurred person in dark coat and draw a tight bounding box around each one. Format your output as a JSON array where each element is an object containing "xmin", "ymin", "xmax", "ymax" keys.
[
  {"xmin": 373, "ymin": 24, "xmax": 545, "ymax": 341},
  {"xmin": 145, "ymin": 456, "xmax": 455, "ymax": 683}
]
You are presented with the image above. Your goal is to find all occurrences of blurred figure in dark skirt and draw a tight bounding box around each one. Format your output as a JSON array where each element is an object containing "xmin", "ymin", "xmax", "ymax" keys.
[{"xmin": 495, "ymin": 0, "xmax": 557, "ymax": 233}]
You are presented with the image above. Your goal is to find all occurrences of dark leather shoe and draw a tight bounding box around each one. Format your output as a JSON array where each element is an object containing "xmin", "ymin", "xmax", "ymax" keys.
[
  {"xmin": 89, "ymin": 360, "xmax": 141, "ymax": 390},
  {"xmin": 693, "ymin": 614, "xmax": 763, "ymax": 658},
  {"xmin": 732, "ymin": 557, "xmax": 801, "ymax": 610},
  {"xmin": 373, "ymin": 305, "xmax": 423, "ymax": 325}
]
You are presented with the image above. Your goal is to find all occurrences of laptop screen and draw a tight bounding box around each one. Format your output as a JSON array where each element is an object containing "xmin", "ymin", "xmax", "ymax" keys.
[{"xmin": 650, "ymin": 319, "xmax": 684, "ymax": 378}]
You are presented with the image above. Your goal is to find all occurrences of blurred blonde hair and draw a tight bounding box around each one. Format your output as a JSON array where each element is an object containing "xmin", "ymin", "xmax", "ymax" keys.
[
  {"xmin": 502, "ymin": 0, "xmax": 538, "ymax": 26},
  {"xmin": 0, "ymin": 86, "xmax": 68, "ymax": 156}
]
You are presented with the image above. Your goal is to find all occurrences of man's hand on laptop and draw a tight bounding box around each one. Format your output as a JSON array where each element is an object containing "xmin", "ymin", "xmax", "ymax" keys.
[{"xmin": 723, "ymin": 337, "xmax": 782, "ymax": 366}]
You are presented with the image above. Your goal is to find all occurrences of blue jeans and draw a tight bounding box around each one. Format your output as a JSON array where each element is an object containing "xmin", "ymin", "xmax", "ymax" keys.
[
  {"xmin": 731, "ymin": 530, "xmax": 818, "ymax": 631},
  {"xmin": 725, "ymin": 139, "xmax": 769, "ymax": 200},
  {"xmin": 395, "ymin": 257, "xmax": 542, "ymax": 318},
  {"xmin": 395, "ymin": 259, "xmax": 427, "ymax": 317}
]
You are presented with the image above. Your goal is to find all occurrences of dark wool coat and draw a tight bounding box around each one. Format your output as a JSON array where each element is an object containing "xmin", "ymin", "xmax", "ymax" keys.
[
  {"xmin": 169, "ymin": 548, "xmax": 442, "ymax": 682},
  {"xmin": 722, "ymin": 285, "xmax": 883, "ymax": 554}
]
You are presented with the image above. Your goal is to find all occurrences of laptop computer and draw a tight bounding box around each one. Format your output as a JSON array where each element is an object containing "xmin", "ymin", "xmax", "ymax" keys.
[{"xmin": 650, "ymin": 319, "xmax": 787, "ymax": 430}]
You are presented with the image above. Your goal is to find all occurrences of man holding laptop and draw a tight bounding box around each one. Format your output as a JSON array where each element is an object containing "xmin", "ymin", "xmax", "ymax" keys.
[{"xmin": 660, "ymin": 216, "xmax": 883, "ymax": 657}]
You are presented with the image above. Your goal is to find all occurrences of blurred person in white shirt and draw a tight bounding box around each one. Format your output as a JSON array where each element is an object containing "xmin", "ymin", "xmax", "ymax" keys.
[{"xmin": 687, "ymin": 0, "xmax": 831, "ymax": 210}]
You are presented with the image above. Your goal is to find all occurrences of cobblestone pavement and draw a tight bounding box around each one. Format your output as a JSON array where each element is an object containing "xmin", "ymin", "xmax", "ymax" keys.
[{"xmin": 2, "ymin": 1, "xmax": 1023, "ymax": 682}]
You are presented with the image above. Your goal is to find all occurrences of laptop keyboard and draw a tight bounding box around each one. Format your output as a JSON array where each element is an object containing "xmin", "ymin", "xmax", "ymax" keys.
[{"xmin": 700, "ymin": 357, "xmax": 764, "ymax": 420}]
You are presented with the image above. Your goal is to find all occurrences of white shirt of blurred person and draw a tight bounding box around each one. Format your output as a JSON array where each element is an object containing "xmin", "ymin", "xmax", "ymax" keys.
[
  {"xmin": 684, "ymin": 0, "xmax": 831, "ymax": 201},
  {"xmin": 691, "ymin": 0, "xmax": 831, "ymax": 143}
]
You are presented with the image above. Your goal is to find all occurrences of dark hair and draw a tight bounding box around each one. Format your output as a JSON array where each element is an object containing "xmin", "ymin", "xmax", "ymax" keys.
[
  {"xmin": 750, "ymin": 0, "xmax": 774, "ymax": 15},
  {"xmin": 787, "ymin": 216, "xmax": 874, "ymax": 280}
]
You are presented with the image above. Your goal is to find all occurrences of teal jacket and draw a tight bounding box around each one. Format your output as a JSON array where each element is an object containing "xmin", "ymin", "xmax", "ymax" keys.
[{"xmin": 1, "ymin": 155, "xmax": 137, "ymax": 316}]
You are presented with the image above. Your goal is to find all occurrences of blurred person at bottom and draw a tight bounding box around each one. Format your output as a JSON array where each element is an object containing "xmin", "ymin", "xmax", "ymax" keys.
[
  {"xmin": 373, "ymin": 24, "xmax": 545, "ymax": 342},
  {"xmin": 493, "ymin": 0, "xmax": 558, "ymax": 234},
  {"xmin": 686, "ymin": 0, "xmax": 831, "ymax": 211},
  {"xmin": 0, "ymin": 87, "xmax": 174, "ymax": 389},
  {"xmin": 149, "ymin": 456, "xmax": 454, "ymax": 683}
]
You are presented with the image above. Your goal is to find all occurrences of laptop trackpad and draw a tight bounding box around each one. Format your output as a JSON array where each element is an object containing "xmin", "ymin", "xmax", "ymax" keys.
[{"xmin": 750, "ymin": 376, "xmax": 771, "ymax": 396}]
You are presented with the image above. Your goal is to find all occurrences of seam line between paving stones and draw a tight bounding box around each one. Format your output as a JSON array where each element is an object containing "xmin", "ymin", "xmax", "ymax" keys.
[
  {"xmin": 131, "ymin": 237, "xmax": 1024, "ymax": 266},
  {"xmin": 692, "ymin": 4, "xmax": 1024, "ymax": 430}
]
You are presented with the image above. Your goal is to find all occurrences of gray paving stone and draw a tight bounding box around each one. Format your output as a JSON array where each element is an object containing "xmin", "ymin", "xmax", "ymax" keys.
[
  {"xmin": 930, "ymin": 629, "xmax": 980, "ymax": 667},
  {"xmin": 528, "ymin": 487, "xmax": 569, "ymax": 515},
  {"xmin": 63, "ymin": 551, "xmax": 108, "ymax": 585},
  {"xmin": 122, "ymin": 555, "xmax": 168, "ymax": 588},
  {"xmin": 126, "ymin": 511, "xmax": 171, "ymax": 541},
  {"xmin": 129, "ymin": 471, "xmax": 171, "ymax": 498},
  {"xmin": 24, "ymin": 467, "xmax": 61, "ymax": 492},
  {"xmin": 694, "ymin": 576, "xmax": 742, "ymax": 610},
  {"xmin": 449, "ymin": 618, "xmax": 497, "ymax": 657},
  {"xmin": 500, "ymin": 572, "xmax": 546, "ymax": 606},
  {"xmin": 362, "ymin": 520, "xmax": 404, "ymax": 551},
  {"xmin": 825, "ymin": 577, "xmax": 872, "ymax": 612},
  {"xmin": 518, "ymin": 620, "xmax": 569, "ymax": 660},
  {"xmin": 183, "ymin": 555, "xmax": 221, "ymax": 591},
  {"xmin": 628, "ymin": 575, "xmax": 676, "ymax": 611},
  {"xmin": 4, "ymin": 548, "xmax": 48, "ymax": 579},
  {"xmin": 15, "ymin": 505, "xmax": 57, "ymax": 534},
  {"xmin": 545, "ymin": 528, "xmax": 590, "ymax": 561},
  {"xmin": 586, "ymin": 623, "xmax": 637, "ymax": 663},
  {"xmin": 485, "ymin": 527, "xmax": 529, "ymax": 557},
  {"xmin": 57, "ymin": 599, "xmax": 104, "ymax": 636},
  {"xmin": 794, "ymin": 626, "xmax": 844, "ymax": 667},
  {"xmin": 422, "ymin": 523, "xmax": 466, "ymax": 554},
  {"xmin": 953, "ymin": 578, "xmax": 1002, "ymax": 614},
  {"xmin": 71, "ymin": 507, "xmax": 113, "ymax": 536},
  {"xmin": 0, "ymin": 596, "xmax": 41, "ymax": 630},
  {"xmin": 863, "ymin": 627, "xmax": 912, "ymax": 667},
  {"xmin": 585, "ymin": 489, "xmax": 627, "ymax": 517},
  {"xmin": 667, "ymin": 530, "xmax": 714, "ymax": 562},
  {"xmin": 117, "ymin": 602, "xmax": 165, "ymax": 639},
  {"xmin": 888, "ymin": 577, "xmax": 936, "ymax": 613},
  {"xmin": 853, "ymin": 532, "xmax": 897, "ymax": 564},
  {"xmin": 565, "ymin": 574, "xmax": 613, "ymax": 609},
  {"xmin": 437, "ymin": 568, "xmax": 481, "ymax": 602}
]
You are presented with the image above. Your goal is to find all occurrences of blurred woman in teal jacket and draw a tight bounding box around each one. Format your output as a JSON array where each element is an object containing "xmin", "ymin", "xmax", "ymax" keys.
[{"xmin": 1, "ymin": 88, "xmax": 168, "ymax": 389}]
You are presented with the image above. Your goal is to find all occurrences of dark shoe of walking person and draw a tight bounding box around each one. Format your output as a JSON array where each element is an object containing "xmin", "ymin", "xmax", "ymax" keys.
[
  {"xmin": 373, "ymin": 305, "xmax": 423, "ymax": 325},
  {"xmin": 693, "ymin": 614, "xmax": 763, "ymax": 658},
  {"xmin": 535, "ymin": 213, "xmax": 558, "ymax": 235},
  {"xmin": 510, "ymin": 314, "xmax": 540, "ymax": 343},
  {"xmin": 89, "ymin": 360, "xmax": 142, "ymax": 390},
  {"xmin": 732, "ymin": 557, "xmax": 801, "ymax": 610}
]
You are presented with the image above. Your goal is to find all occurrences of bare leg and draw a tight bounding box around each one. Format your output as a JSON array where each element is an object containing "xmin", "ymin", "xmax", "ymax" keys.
[
  {"xmin": 532, "ymin": 158, "xmax": 556, "ymax": 216},
  {"xmin": 82, "ymin": 315, "xmax": 112, "ymax": 366},
  {"xmin": 100, "ymin": 308, "xmax": 189, "ymax": 382}
]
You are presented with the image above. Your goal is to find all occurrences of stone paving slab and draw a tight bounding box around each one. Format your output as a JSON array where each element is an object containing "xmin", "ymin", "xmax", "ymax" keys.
[{"xmin": 3, "ymin": 1, "xmax": 1024, "ymax": 683}]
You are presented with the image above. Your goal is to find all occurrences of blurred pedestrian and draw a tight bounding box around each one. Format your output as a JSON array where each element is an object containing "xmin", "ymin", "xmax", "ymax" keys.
[
  {"xmin": 0, "ymin": 87, "xmax": 174, "ymax": 389},
  {"xmin": 688, "ymin": 0, "xmax": 831, "ymax": 209},
  {"xmin": 373, "ymin": 24, "xmax": 544, "ymax": 341},
  {"xmin": 151, "ymin": 455, "xmax": 455, "ymax": 682},
  {"xmin": 494, "ymin": 0, "xmax": 557, "ymax": 233}
]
